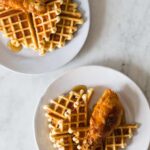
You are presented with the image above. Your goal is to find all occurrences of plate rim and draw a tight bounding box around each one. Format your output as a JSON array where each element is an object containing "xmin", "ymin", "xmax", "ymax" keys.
[{"xmin": 34, "ymin": 65, "xmax": 150, "ymax": 150}]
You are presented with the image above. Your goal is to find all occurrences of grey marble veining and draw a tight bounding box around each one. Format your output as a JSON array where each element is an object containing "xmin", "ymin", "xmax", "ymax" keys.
[{"xmin": 0, "ymin": 0, "xmax": 150, "ymax": 149}]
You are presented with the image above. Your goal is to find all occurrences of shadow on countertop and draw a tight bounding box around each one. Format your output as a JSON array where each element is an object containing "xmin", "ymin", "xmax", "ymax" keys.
[{"xmin": 76, "ymin": 0, "xmax": 107, "ymax": 57}]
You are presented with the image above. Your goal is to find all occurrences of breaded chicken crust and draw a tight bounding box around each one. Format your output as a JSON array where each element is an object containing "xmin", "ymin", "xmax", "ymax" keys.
[{"xmin": 82, "ymin": 89, "xmax": 124, "ymax": 150}]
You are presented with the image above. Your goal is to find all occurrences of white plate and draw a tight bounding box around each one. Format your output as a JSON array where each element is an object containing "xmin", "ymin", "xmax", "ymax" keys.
[
  {"xmin": 0, "ymin": 0, "xmax": 90, "ymax": 74},
  {"xmin": 34, "ymin": 66, "xmax": 150, "ymax": 150}
]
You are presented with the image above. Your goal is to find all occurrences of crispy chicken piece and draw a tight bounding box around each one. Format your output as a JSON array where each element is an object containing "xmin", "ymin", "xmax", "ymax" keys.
[
  {"xmin": 82, "ymin": 89, "xmax": 124, "ymax": 150},
  {"xmin": 0, "ymin": 0, "xmax": 46, "ymax": 14}
]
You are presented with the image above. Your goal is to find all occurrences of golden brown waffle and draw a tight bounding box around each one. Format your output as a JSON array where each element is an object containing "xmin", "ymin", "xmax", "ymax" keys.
[
  {"xmin": 72, "ymin": 85, "xmax": 94, "ymax": 105},
  {"xmin": 0, "ymin": 0, "xmax": 63, "ymax": 54},
  {"xmin": 43, "ymin": 85, "xmax": 93, "ymax": 119},
  {"xmin": 49, "ymin": 96, "xmax": 89, "ymax": 136},
  {"xmin": 72, "ymin": 127, "xmax": 104, "ymax": 150},
  {"xmin": 43, "ymin": 85, "xmax": 94, "ymax": 150},
  {"xmin": 73, "ymin": 127, "xmax": 103, "ymax": 150},
  {"xmin": 43, "ymin": 86, "xmax": 94, "ymax": 136},
  {"xmin": 72, "ymin": 127, "xmax": 89, "ymax": 150},
  {"xmin": 32, "ymin": 0, "xmax": 63, "ymax": 55},
  {"xmin": 104, "ymin": 124, "xmax": 138, "ymax": 150},
  {"xmin": 61, "ymin": 0, "xmax": 82, "ymax": 17},
  {"xmin": 43, "ymin": 89, "xmax": 86, "ymax": 120},
  {"xmin": 44, "ymin": 0, "xmax": 84, "ymax": 52},
  {"xmin": 0, "ymin": 0, "xmax": 84, "ymax": 55},
  {"xmin": 49, "ymin": 134, "xmax": 76, "ymax": 150},
  {"xmin": 0, "ymin": 8, "xmax": 38, "ymax": 50},
  {"xmin": 45, "ymin": 112, "xmax": 63, "ymax": 132}
]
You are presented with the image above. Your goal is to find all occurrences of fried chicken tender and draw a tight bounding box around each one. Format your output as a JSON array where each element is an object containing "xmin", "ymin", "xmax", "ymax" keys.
[
  {"xmin": 0, "ymin": 0, "xmax": 46, "ymax": 14},
  {"xmin": 82, "ymin": 89, "xmax": 124, "ymax": 150}
]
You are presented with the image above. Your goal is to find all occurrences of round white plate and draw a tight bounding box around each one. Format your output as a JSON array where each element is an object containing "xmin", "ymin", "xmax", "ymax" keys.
[
  {"xmin": 34, "ymin": 66, "xmax": 150, "ymax": 150},
  {"xmin": 0, "ymin": 0, "xmax": 90, "ymax": 74}
]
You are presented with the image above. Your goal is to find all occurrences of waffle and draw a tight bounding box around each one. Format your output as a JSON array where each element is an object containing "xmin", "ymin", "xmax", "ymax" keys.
[
  {"xmin": 104, "ymin": 124, "xmax": 138, "ymax": 150},
  {"xmin": 0, "ymin": 7, "xmax": 38, "ymax": 51},
  {"xmin": 32, "ymin": 0, "xmax": 63, "ymax": 55},
  {"xmin": 71, "ymin": 85, "xmax": 94, "ymax": 105},
  {"xmin": 43, "ymin": 86, "xmax": 94, "ymax": 136},
  {"xmin": 49, "ymin": 134, "xmax": 76, "ymax": 150},
  {"xmin": 72, "ymin": 127, "xmax": 104, "ymax": 150},
  {"xmin": 49, "ymin": 95, "xmax": 89, "ymax": 136},
  {"xmin": 61, "ymin": 0, "xmax": 82, "ymax": 17},
  {"xmin": 72, "ymin": 127, "xmax": 89, "ymax": 150},
  {"xmin": 44, "ymin": 0, "xmax": 84, "ymax": 52},
  {"xmin": 44, "ymin": 89, "xmax": 87, "ymax": 120},
  {"xmin": 0, "ymin": 0, "xmax": 84, "ymax": 54}
]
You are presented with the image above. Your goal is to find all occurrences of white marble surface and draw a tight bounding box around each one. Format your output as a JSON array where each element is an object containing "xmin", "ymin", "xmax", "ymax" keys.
[{"xmin": 0, "ymin": 0, "xmax": 150, "ymax": 149}]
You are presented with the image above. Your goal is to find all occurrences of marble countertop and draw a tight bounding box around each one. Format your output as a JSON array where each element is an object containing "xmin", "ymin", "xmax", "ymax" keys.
[{"xmin": 0, "ymin": 0, "xmax": 150, "ymax": 149}]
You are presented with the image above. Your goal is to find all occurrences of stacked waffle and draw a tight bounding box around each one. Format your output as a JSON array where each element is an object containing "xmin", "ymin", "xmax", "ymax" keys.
[
  {"xmin": 0, "ymin": 0, "xmax": 83, "ymax": 55},
  {"xmin": 43, "ymin": 87, "xmax": 138, "ymax": 150},
  {"xmin": 43, "ymin": 85, "xmax": 94, "ymax": 149}
]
